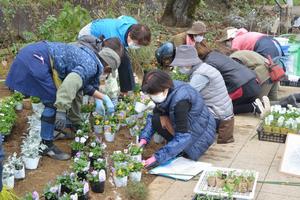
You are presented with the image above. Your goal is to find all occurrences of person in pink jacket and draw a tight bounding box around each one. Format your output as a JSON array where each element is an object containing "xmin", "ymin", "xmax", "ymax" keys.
[{"xmin": 223, "ymin": 28, "xmax": 284, "ymax": 59}]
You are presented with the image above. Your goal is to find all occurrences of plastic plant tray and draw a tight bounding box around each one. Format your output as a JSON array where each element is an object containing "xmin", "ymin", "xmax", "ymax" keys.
[
  {"xmin": 257, "ymin": 124, "xmax": 287, "ymax": 143},
  {"xmin": 193, "ymin": 167, "xmax": 259, "ymax": 200}
]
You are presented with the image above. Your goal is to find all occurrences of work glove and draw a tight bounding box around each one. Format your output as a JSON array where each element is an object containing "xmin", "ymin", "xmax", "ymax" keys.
[
  {"xmin": 143, "ymin": 155, "xmax": 157, "ymax": 169},
  {"xmin": 103, "ymin": 95, "xmax": 115, "ymax": 115},
  {"xmin": 95, "ymin": 99, "xmax": 105, "ymax": 116},
  {"xmin": 138, "ymin": 138, "xmax": 147, "ymax": 148},
  {"xmin": 55, "ymin": 111, "xmax": 67, "ymax": 130}
]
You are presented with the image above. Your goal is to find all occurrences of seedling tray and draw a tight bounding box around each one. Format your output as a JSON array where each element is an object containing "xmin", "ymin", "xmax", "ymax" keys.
[
  {"xmin": 193, "ymin": 167, "xmax": 259, "ymax": 200},
  {"xmin": 257, "ymin": 125, "xmax": 287, "ymax": 143},
  {"xmin": 280, "ymin": 80, "xmax": 300, "ymax": 87}
]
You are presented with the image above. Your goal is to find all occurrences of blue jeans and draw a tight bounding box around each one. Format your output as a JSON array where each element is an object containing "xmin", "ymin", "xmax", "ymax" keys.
[{"xmin": 40, "ymin": 102, "xmax": 56, "ymax": 141}]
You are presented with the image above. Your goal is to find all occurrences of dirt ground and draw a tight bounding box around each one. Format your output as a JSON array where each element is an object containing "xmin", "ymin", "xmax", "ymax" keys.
[{"xmin": 1, "ymin": 86, "xmax": 162, "ymax": 199}]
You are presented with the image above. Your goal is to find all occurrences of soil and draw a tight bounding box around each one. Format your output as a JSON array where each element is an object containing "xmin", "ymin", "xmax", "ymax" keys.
[{"xmin": 1, "ymin": 86, "xmax": 162, "ymax": 199}]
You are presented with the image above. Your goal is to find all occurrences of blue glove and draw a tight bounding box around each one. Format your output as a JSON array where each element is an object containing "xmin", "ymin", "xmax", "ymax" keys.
[
  {"xmin": 55, "ymin": 111, "xmax": 67, "ymax": 130},
  {"xmin": 103, "ymin": 95, "xmax": 115, "ymax": 115},
  {"xmin": 95, "ymin": 99, "xmax": 105, "ymax": 116}
]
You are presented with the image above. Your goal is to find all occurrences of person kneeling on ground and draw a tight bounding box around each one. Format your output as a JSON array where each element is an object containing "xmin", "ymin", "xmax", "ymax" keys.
[
  {"xmin": 170, "ymin": 45, "xmax": 234, "ymax": 144},
  {"xmin": 137, "ymin": 70, "xmax": 216, "ymax": 168},
  {"xmin": 5, "ymin": 37, "xmax": 123, "ymax": 160}
]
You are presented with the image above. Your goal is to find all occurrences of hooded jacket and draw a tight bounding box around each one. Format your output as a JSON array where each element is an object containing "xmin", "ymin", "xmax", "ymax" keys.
[
  {"xmin": 140, "ymin": 81, "xmax": 216, "ymax": 164},
  {"xmin": 90, "ymin": 16, "xmax": 137, "ymax": 47}
]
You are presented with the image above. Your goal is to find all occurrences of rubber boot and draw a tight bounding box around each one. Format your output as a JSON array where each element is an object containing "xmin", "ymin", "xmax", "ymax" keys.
[{"xmin": 217, "ymin": 117, "xmax": 235, "ymax": 144}]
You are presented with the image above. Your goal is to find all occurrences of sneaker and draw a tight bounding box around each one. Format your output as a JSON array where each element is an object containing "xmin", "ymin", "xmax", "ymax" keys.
[
  {"xmin": 42, "ymin": 144, "xmax": 71, "ymax": 160},
  {"xmin": 262, "ymin": 96, "xmax": 271, "ymax": 113},
  {"xmin": 253, "ymin": 99, "xmax": 265, "ymax": 118}
]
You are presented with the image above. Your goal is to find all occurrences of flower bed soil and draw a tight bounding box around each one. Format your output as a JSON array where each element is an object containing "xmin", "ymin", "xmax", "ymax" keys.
[{"xmin": 3, "ymin": 108, "xmax": 161, "ymax": 199}]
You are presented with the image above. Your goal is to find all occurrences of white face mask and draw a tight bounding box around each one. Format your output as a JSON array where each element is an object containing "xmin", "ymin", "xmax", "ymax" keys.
[
  {"xmin": 194, "ymin": 35, "xmax": 204, "ymax": 43},
  {"xmin": 179, "ymin": 66, "xmax": 192, "ymax": 74},
  {"xmin": 150, "ymin": 91, "xmax": 168, "ymax": 103},
  {"xmin": 128, "ymin": 42, "xmax": 141, "ymax": 49}
]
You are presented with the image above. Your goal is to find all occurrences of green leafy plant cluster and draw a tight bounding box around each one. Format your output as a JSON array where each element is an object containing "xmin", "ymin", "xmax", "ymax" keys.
[
  {"xmin": 0, "ymin": 97, "xmax": 17, "ymax": 135},
  {"xmin": 125, "ymin": 182, "xmax": 149, "ymax": 200},
  {"xmin": 38, "ymin": 2, "xmax": 92, "ymax": 42}
]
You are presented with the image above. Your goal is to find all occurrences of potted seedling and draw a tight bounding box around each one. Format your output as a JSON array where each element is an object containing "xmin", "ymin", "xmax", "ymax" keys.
[
  {"xmin": 215, "ymin": 170, "xmax": 226, "ymax": 188},
  {"xmin": 88, "ymin": 141, "xmax": 104, "ymax": 166},
  {"xmin": 2, "ymin": 163, "xmax": 15, "ymax": 189},
  {"xmin": 87, "ymin": 169, "xmax": 106, "ymax": 193},
  {"xmin": 72, "ymin": 153, "xmax": 90, "ymax": 181},
  {"xmin": 44, "ymin": 184, "xmax": 59, "ymax": 200},
  {"xmin": 22, "ymin": 191, "xmax": 39, "ymax": 200},
  {"xmin": 71, "ymin": 136, "xmax": 87, "ymax": 157},
  {"xmin": 103, "ymin": 118, "xmax": 117, "ymax": 142},
  {"xmin": 246, "ymin": 172, "xmax": 255, "ymax": 192},
  {"xmin": 111, "ymin": 151, "xmax": 129, "ymax": 167},
  {"xmin": 237, "ymin": 176, "xmax": 249, "ymax": 193},
  {"xmin": 8, "ymin": 152, "xmax": 25, "ymax": 179},
  {"xmin": 12, "ymin": 91, "xmax": 24, "ymax": 111},
  {"xmin": 92, "ymin": 158, "xmax": 106, "ymax": 171},
  {"xmin": 113, "ymin": 165, "xmax": 130, "ymax": 187},
  {"xmin": 57, "ymin": 172, "xmax": 75, "ymax": 195},
  {"xmin": 21, "ymin": 139, "xmax": 46, "ymax": 170},
  {"xmin": 30, "ymin": 96, "xmax": 42, "ymax": 113},
  {"xmin": 128, "ymin": 143, "xmax": 143, "ymax": 162},
  {"xmin": 69, "ymin": 180, "xmax": 89, "ymax": 200},
  {"xmin": 128, "ymin": 160, "xmax": 143, "ymax": 182},
  {"xmin": 207, "ymin": 172, "xmax": 216, "ymax": 187},
  {"xmin": 93, "ymin": 115, "xmax": 103, "ymax": 134},
  {"xmin": 80, "ymin": 103, "xmax": 95, "ymax": 120}
]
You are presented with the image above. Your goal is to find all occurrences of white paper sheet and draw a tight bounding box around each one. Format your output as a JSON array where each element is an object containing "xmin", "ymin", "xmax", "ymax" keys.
[
  {"xmin": 149, "ymin": 157, "xmax": 212, "ymax": 181},
  {"xmin": 280, "ymin": 134, "xmax": 300, "ymax": 176}
]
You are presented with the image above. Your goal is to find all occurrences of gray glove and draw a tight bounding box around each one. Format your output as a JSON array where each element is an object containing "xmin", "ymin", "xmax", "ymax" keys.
[{"xmin": 55, "ymin": 111, "xmax": 67, "ymax": 130}]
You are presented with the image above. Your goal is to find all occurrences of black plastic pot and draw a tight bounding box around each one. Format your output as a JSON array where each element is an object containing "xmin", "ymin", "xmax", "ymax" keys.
[
  {"xmin": 60, "ymin": 184, "xmax": 72, "ymax": 194},
  {"xmin": 91, "ymin": 181, "xmax": 105, "ymax": 193},
  {"xmin": 71, "ymin": 149, "xmax": 79, "ymax": 157},
  {"xmin": 77, "ymin": 171, "xmax": 88, "ymax": 181},
  {"xmin": 78, "ymin": 193, "xmax": 89, "ymax": 200}
]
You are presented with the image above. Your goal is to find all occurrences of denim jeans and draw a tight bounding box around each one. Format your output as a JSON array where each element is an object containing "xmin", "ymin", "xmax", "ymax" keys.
[{"xmin": 40, "ymin": 102, "xmax": 56, "ymax": 141}]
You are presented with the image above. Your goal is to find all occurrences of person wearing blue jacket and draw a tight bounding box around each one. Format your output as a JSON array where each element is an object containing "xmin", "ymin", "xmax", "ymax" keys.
[
  {"xmin": 5, "ymin": 37, "xmax": 123, "ymax": 160},
  {"xmin": 138, "ymin": 70, "xmax": 216, "ymax": 167},
  {"xmin": 78, "ymin": 15, "xmax": 151, "ymax": 94}
]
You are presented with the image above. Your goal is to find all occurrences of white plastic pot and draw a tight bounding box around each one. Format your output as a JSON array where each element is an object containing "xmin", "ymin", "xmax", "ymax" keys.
[
  {"xmin": 3, "ymin": 176, "xmax": 15, "ymax": 189},
  {"xmin": 129, "ymin": 171, "xmax": 142, "ymax": 182},
  {"xmin": 15, "ymin": 102, "xmax": 23, "ymax": 111},
  {"xmin": 23, "ymin": 157, "xmax": 40, "ymax": 170},
  {"xmin": 104, "ymin": 132, "xmax": 115, "ymax": 142},
  {"xmin": 135, "ymin": 102, "xmax": 147, "ymax": 113},
  {"xmin": 82, "ymin": 95, "xmax": 89, "ymax": 105},
  {"xmin": 31, "ymin": 103, "xmax": 43, "ymax": 113},
  {"xmin": 94, "ymin": 125, "xmax": 103, "ymax": 134},
  {"xmin": 131, "ymin": 154, "xmax": 142, "ymax": 162},
  {"xmin": 14, "ymin": 165, "xmax": 25, "ymax": 179},
  {"xmin": 153, "ymin": 133, "xmax": 164, "ymax": 144},
  {"xmin": 114, "ymin": 176, "xmax": 128, "ymax": 187}
]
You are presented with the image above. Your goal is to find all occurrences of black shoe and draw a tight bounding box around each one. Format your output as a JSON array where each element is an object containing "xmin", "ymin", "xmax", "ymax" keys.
[
  {"xmin": 42, "ymin": 144, "xmax": 70, "ymax": 160},
  {"xmin": 252, "ymin": 102, "xmax": 262, "ymax": 114}
]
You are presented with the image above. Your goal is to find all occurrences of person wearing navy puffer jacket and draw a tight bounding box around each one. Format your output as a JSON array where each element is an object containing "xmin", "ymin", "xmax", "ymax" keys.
[{"xmin": 138, "ymin": 70, "xmax": 216, "ymax": 168}]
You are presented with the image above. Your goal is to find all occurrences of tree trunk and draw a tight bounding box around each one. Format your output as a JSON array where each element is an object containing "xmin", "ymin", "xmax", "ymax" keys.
[{"xmin": 160, "ymin": 0, "xmax": 199, "ymax": 27}]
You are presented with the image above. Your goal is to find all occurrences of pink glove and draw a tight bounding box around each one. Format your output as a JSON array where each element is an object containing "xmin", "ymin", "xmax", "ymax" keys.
[
  {"xmin": 138, "ymin": 139, "xmax": 147, "ymax": 148},
  {"xmin": 143, "ymin": 155, "xmax": 156, "ymax": 168}
]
